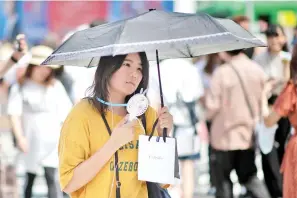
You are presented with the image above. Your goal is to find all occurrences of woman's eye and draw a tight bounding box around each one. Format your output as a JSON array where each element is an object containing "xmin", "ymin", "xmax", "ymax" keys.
[{"xmin": 122, "ymin": 63, "xmax": 130, "ymax": 67}]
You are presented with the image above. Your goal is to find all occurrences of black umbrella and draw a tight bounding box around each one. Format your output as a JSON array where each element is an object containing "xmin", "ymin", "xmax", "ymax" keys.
[
  {"xmin": 43, "ymin": 10, "xmax": 265, "ymax": 66},
  {"xmin": 42, "ymin": 9, "xmax": 266, "ymax": 137}
]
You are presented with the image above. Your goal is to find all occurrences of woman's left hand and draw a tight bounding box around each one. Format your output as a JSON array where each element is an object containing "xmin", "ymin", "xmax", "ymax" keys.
[{"xmin": 157, "ymin": 107, "xmax": 173, "ymax": 136}]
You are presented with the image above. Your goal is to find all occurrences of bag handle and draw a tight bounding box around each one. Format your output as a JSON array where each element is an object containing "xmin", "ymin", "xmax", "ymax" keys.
[{"xmin": 101, "ymin": 112, "xmax": 121, "ymax": 198}]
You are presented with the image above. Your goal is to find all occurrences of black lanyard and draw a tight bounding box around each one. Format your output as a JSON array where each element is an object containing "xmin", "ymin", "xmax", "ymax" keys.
[
  {"xmin": 100, "ymin": 112, "xmax": 159, "ymax": 198},
  {"xmin": 101, "ymin": 112, "xmax": 121, "ymax": 198}
]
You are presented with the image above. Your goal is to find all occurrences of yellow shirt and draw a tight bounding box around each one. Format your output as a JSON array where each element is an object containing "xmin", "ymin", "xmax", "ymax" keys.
[{"xmin": 58, "ymin": 99, "xmax": 158, "ymax": 198}]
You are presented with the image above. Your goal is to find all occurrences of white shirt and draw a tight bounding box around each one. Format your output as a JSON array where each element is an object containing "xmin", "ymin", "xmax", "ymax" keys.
[
  {"xmin": 7, "ymin": 80, "xmax": 72, "ymax": 172},
  {"xmin": 253, "ymin": 50, "xmax": 291, "ymax": 94},
  {"xmin": 147, "ymin": 59, "xmax": 204, "ymax": 126},
  {"xmin": 64, "ymin": 66, "xmax": 96, "ymax": 103},
  {"xmin": 148, "ymin": 59, "xmax": 204, "ymax": 104}
]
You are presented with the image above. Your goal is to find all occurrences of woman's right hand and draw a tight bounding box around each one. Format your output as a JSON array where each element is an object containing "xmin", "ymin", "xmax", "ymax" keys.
[
  {"xmin": 110, "ymin": 116, "xmax": 138, "ymax": 149},
  {"xmin": 11, "ymin": 34, "xmax": 28, "ymax": 61},
  {"xmin": 17, "ymin": 136, "xmax": 28, "ymax": 153},
  {"xmin": 263, "ymin": 79, "xmax": 278, "ymax": 98}
]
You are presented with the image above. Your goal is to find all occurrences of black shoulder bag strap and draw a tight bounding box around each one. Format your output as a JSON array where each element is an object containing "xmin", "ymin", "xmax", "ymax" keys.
[
  {"xmin": 101, "ymin": 112, "xmax": 121, "ymax": 198},
  {"xmin": 230, "ymin": 64, "xmax": 255, "ymax": 119},
  {"xmin": 230, "ymin": 63, "xmax": 258, "ymax": 148},
  {"xmin": 183, "ymin": 101, "xmax": 198, "ymax": 135},
  {"xmin": 172, "ymin": 92, "xmax": 198, "ymax": 137}
]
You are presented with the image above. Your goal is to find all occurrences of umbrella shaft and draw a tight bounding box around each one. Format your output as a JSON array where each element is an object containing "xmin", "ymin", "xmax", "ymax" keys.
[
  {"xmin": 156, "ymin": 49, "xmax": 167, "ymax": 140},
  {"xmin": 156, "ymin": 50, "xmax": 164, "ymax": 107}
]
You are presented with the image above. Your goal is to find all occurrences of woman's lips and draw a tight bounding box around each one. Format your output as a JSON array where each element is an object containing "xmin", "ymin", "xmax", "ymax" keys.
[{"xmin": 126, "ymin": 82, "xmax": 136, "ymax": 86}]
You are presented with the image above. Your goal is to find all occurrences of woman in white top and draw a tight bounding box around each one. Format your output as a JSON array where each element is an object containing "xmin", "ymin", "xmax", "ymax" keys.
[
  {"xmin": 7, "ymin": 45, "xmax": 72, "ymax": 198},
  {"xmin": 195, "ymin": 53, "xmax": 221, "ymax": 196},
  {"xmin": 147, "ymin": 58, "xmax": 204, "ymax": 198},
  {"xmin": 253, "ymin": 24, "xmax": 291, "ymax": 198}
]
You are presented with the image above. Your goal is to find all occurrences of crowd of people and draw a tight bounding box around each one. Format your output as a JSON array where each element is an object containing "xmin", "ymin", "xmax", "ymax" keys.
[{"xmin": 0, "ymin": 13, "xmax": 297, "ymax": 198}]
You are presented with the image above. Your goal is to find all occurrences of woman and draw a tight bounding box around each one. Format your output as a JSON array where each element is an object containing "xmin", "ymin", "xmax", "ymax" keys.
[
  {"xmin": 58, "ymin": 52, "xmax": 173, "ymax": 198},
  {"xmin": 263, "ymin": 43, "xmax": 297, "ymax": 198},
  {"xmin": 7, "ymin": 45, "xmax": 72, "ymax": 198},
  {"xmin": 0, "ymin": 35, "xmax": 29, "ymax": 198},
  {"xmin": 146, "ymin": 58, "xmax": 201, "ymax": 198},
  {"xmin": 254, "ymin": 24, "xmax": 291, "ymax": 198},
  {"xmin": 197, "ymin": 53, "xmax": 221, "ymax": 196}
]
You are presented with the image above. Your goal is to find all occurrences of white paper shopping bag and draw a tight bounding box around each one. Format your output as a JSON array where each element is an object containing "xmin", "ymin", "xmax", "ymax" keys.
[
  {"xmin": 256, "ymin": 121, "xmax": 278, "ymax": 154},
  {"xmin": 175, "ymin": 127, "xmax": 200, "ymax": 157},
  {"xmin": 138, "ymin": 135, "xmax": 176, "ymax": 185}
]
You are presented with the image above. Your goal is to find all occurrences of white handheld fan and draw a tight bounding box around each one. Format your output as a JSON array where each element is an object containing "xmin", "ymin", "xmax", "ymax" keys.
[{"xmin": 126, "ymin": 89, "xmax": 149, "ymax": 121}]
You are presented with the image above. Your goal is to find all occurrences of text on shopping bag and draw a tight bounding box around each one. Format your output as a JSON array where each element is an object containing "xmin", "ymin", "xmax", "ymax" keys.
[{"xmin": 138, "ymin": 135, "xmax": 176, "ymax": 185}]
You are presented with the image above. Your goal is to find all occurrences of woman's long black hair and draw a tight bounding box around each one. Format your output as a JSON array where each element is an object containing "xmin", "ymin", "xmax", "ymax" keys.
[
  {"xmin": 87, "ymin": 52, "xmax": 149, "ymax": 113},
  {"xmin": 290, "ymin": 44, "xmax": 297, "ymax": 84}
]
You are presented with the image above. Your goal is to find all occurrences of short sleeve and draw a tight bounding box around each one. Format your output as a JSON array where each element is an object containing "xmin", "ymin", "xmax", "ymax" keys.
[
  {"xmin": 180, "ymin": 64, "xmax": 204, "ymax": 102},
  {"xmin": 7, "ymin": 84, "xmax": 23, "ymax": 116},
  {"xmin": 273, "ymin": 82, "xmax": 297, "ymax": 117},
  {"xmin": 58, "ymin": 111, "xmax": 90, "ymax": 190}
]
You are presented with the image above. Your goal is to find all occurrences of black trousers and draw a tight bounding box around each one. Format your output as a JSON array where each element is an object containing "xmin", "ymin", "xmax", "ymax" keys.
[
  {"xmin": 206, "ymin": 121, "xmax": 216, "ymax": 187},
  {"xmin": 261, "ymin": 146, "xmax": 283, "ymax": 198},
  {"xmin": 260, "ymin": 96, "xmax": 291, "ymax": 198},
  {"xmin": 24, "ymin": 167, "xmax": 62, "ymax": 198},
  {"xmin": 261, "ymin": 117, "xmax": 291, "ymax": 198},
  {"xmin": 212, "ymin": 149, "xmax": 271, "ymax": 198}
]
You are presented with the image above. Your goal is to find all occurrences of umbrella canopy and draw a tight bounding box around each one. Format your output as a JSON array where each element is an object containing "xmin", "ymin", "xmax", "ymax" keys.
[
  {"xmin": 42, "ymin": 9, "xmax": 266, "ymax": 139},
  {"xmin": 42, "ymin": 9, "xmax": 265, "ymax": 67}
]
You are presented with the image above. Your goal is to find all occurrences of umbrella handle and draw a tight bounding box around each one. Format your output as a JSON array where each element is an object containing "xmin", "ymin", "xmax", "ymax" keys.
[{"xmin": 156, "ymin": 50, "xmax": 167, "ymax": 142}]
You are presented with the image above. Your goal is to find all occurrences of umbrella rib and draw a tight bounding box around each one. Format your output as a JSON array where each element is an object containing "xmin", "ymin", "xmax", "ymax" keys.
[
  {"xmin": 176, "ymin": 49, "xmax": 188, "ymax": 57},
  {"xmin": 87, "ymin": 57, "xmax": 95, "ymax": 68},
  {"xmin": 186, "ymin": 44, "xmax": 193, "ymax": 57},
  {"xmin": 110, "ymin": 10, "xmax": 152, "ymax": 54},
  {"xmin": 113, "ymin": 20, "xmax": 127, "ymax": 54}
]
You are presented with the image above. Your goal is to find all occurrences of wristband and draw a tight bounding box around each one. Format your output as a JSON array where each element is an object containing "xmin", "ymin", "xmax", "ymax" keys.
[{"xmin": 10, "ymin": 56, "xmax": 18, "ymax": 63}]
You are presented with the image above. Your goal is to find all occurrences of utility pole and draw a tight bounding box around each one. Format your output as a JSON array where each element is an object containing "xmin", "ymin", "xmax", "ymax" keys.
[
  {"xmin": 245, "ymin": 1, "xmax": 255, "ymax": 32},
  {"xmin": 174, "ymin": 0, "xmax": 197, "ymax": 13}
]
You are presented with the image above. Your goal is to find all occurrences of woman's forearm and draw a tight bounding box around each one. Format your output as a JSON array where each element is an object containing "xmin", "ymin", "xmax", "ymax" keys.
[
  {"xmin": 0, "ymin": 59, "xmax": 15, "ymax": 78},
  {"xmin": 63, "ymin": 138, "xmax": 119, "ymax": 194},
  {"xmin": 264, "ymin": 109, "xmax": 281, "ymax": 127},
  {"xmin": 261, "ymin": 87, "xmax": 281, "ymax": 127},
  {"xmin": 10, "ymin": 115, "xmax": 24, "ymax": 139}
]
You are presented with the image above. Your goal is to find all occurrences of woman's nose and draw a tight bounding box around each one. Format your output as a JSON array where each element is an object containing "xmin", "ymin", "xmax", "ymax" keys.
[{"xmin": 130, "ymin": 70, "xmax": 138, "ymax": 78}]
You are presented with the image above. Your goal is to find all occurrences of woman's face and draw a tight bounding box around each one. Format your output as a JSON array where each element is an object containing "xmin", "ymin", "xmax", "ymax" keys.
[
  {"xmin": 109, "ymin": 53, "xmax": 143, "ymax": 96},
  {"xmin": 267, "ymin": 27, "xmax": 286, "ymax": 53},
  {"xmin": 31, "ymin": 66, "xmax": 52, "ymax": 84},
  {"xmin": 277, "ymin": 27, "xmax": 287, "ymax": 47}
]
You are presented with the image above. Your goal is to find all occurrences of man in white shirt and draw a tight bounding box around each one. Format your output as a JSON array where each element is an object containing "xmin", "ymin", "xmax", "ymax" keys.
[{"xmin": 147, "ymin": 58, "xmax": 204, "ymax": 198}]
